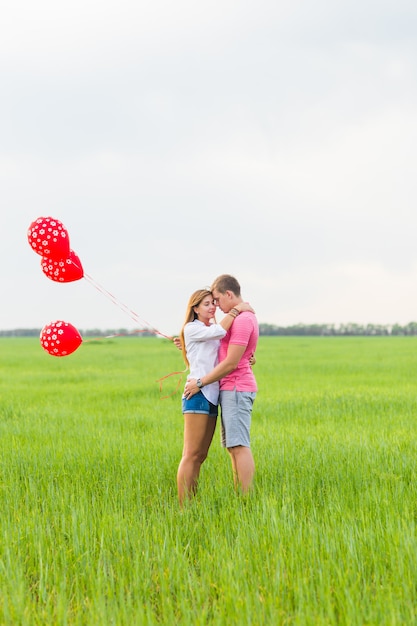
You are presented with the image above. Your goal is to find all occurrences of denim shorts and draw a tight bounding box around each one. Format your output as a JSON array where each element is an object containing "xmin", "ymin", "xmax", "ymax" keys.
[
  {"xmin": 220, "ymin": 390, "xmax": 256, "ymax": 448},
  {"xmin": 182, "ymin": 391, "xmax": 218, "ymax": 416}
]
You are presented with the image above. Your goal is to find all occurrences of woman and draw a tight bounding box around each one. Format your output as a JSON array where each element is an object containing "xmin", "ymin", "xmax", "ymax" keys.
[{"xmin": 176, "ymin": 289, "xmax": 253, "ymax": 506}]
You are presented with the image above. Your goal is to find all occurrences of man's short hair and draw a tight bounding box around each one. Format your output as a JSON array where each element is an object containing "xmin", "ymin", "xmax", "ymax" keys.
[{"xmin": 211, "ymin": 274, "xmax": 241, "ymax": 296}]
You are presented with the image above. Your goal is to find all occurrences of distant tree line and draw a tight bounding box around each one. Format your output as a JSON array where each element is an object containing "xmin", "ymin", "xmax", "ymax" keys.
[
  {"xmin": 258, "ymin": 322, "xmax": 417, "ymax": 336},
  {"xmin": 0, "ymin": 328, "xmax": 156, "ymax": 338},
  {"xmin": 3, "ymin": 323, "xmax": 417, "ymax": 337}
]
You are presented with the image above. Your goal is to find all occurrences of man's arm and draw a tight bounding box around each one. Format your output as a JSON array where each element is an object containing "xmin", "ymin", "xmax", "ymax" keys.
[{"xmin": 184, "ymin": 344, "xmax": 246, "ymax": 397}]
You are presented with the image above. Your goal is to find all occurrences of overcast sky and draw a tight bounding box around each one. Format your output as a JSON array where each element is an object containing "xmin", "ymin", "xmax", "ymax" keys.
[{"xmin": 2, "ymin": 0, "xmax": 417, "ymax": 336}]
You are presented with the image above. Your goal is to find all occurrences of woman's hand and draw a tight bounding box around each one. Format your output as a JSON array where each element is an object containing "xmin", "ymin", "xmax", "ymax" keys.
[{"xmin": 236, "ymin": 301, "xmax": 255, "ymax": 314}]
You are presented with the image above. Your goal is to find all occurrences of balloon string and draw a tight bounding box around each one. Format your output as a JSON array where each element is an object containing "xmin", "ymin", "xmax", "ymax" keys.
[
  {"xmin": 83, "ymin": 272, "xmax": 173, "ymax": 340},
  {"xmin": 82, "ymin": 332, "xmax": 187, "ymax": 400},
  {"xmin": 82, "ymin": 329, "xmax": 157, "ymax": 342},
  {"xmin": 156, "ymin": 369, "xmax": 188, "ymax": 400},
  {"xmin": 73, "ymin": 263, "xmax": 183, "ymax": 398}
]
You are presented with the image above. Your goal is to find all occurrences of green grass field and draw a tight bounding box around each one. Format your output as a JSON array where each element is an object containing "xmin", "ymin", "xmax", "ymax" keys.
[{"xmin": 1, "ymin": 336, "xmax": 417, "ymax": 625}]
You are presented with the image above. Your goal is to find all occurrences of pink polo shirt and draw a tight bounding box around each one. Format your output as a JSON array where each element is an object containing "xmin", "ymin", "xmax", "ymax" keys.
[{"xmin": 218, "ymin": 312, "xmax": 259, "ymax": 392}]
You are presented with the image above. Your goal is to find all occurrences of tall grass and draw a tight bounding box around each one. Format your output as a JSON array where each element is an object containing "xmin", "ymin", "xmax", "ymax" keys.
[{"xmin": 1, "ymin": 336, "xmax": 417, "ymax": 624}]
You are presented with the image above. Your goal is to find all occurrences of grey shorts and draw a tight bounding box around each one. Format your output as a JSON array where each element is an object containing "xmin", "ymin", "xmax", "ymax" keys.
[{"xmin": 219, "ymin": 390, "xmax": 256, "ymax": 448}]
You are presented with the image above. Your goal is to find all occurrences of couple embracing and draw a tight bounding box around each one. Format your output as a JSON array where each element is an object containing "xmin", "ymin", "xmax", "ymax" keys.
[{"xmin": 176, "ymin": 274, "xmax": 259, "ymax": 506}]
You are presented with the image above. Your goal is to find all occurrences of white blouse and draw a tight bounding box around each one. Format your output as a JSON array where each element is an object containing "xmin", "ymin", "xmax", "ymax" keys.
[{"xmin": 184, "ymin": 320, "xmax": 227, "ymax": 405}]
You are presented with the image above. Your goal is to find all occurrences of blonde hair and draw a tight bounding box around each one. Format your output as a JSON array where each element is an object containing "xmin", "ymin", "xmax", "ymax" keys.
[{"xmin": 179, "ymin": 289, "xmax": 213, "ymax": 368}]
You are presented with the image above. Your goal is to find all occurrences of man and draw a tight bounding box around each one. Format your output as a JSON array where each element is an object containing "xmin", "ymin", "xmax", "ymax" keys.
[{"xmin": 184, "ymin": 274, "xmax": 259, "ymax": 493}]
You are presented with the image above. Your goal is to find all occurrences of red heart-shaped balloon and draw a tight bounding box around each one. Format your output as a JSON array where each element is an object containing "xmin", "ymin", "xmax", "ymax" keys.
[
  {"xmin": 40, "ymin": 321, "xmax": 82, "ymax": 357},
  {"xmin": 41, "ymin": 250, "xmax": 84, "ymax": 283},
  {"xmin": 28, "ymin": 216, "xmax": 70, "ymax": 260}
]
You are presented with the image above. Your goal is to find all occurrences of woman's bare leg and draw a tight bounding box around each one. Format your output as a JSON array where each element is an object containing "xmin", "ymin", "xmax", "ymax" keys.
[{"xmin": 177, "ymin": 413, "xmax": 217, "ymax": 506}]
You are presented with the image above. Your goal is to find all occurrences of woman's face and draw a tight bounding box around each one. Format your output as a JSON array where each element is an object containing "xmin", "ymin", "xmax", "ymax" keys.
[{"xmin": 194, "ymin": 295, "xmax": 216, "ymax": 323}]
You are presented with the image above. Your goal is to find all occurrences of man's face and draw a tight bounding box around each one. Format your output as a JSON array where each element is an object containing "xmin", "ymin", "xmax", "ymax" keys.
[{"xmin": 212, "ymin": 289, "xmax": 230, "ymax": 313}]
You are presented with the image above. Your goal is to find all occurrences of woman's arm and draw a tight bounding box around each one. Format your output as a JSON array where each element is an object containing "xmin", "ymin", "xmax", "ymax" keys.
[{"xmin": 219, "ymin": 301, "xmax": 255, "ymax": 331}]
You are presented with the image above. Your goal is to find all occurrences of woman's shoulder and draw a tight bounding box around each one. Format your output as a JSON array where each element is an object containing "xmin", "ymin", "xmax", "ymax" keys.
[
  {"xmin": 184, "ymin": 319, "xmax": 202, "ymax": 334},
  {"xmin": 185, "ymin": 320, "xmax": 202, "ymax": 329}
]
